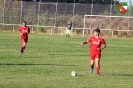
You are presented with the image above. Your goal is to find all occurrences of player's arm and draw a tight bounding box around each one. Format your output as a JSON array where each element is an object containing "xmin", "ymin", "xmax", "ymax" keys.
[
  {"xmin": 98, "ymin": 39, "xmax": 106, "ymax": 51},
  {"xmin": 66, "ymin": 25, "xmax": 68, "ymax": 30},
  {"xmin": 101, "ymin": 44, "xmax": 106, "ymax": 49},
  {"xmin": 81, "ymin": 38, "xmax": 91, "ymax": 45},
  {"xmin": 19, "ymin": 31, "xmax": 23, "ymax": 35},
  {"xmin": 81, "ymin": 41, "xmax": 88, "ymax": 45},
  {"xmin": 101, "ymin": 39, "xmax": 106, "ymax": 49},
  {"xmin": 28, "ymin": 27, "xmax": 30, "ymax": 33},
  {"xmin": 19, "ymin": 28, "xmax": 23, "ymax": 35}
]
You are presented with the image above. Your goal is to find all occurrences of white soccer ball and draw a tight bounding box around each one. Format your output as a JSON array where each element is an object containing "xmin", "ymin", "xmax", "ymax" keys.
[{"xmin": 71, "ymin": 71, "xmax": 77, "ymax": 76}]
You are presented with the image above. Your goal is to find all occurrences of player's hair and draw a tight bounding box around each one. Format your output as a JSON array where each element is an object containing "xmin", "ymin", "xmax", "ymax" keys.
[
  {"xmin": 23, "ymin": 21, "xmax": 27, "ymax": 24},
  {"xmin": 94, "ymin": 29, "xmax": 100, "ymax": 33},
  {"xmin": 67, "ymin": 21, "xmax": 72, "ymax": 24}
]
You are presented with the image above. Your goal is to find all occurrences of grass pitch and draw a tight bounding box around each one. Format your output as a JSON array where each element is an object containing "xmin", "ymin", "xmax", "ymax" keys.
[{"xmin": 0, "ymin": 32, "xmax": 133, "ymax": 88}]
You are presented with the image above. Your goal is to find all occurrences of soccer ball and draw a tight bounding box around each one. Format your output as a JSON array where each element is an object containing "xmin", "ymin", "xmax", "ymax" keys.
[{"xmin": 71, "ymin": 71, "xmax": 77, "ymax": 76}]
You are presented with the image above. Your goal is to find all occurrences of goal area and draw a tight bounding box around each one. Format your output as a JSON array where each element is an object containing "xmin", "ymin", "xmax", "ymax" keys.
[{"xmin": 83, "ymin": 15, "xmax": 133, "ymax": 38}]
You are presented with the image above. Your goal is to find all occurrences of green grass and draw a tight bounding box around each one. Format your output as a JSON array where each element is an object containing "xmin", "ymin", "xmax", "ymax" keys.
[{"xmin": 0, "ymin": 32, "xmax": 133, "ymax": 88}]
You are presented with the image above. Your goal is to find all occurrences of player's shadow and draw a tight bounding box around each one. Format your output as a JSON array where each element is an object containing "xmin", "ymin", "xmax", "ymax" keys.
[
  {"xmin": 111, "ymin": 74, "xmax": 133, "ymax": 76},
  {"xmin": 48, "ymin": 53, "xmax": 88, "ymax": 56},
  {"xmin": 0, "ymin": 63, "xmax": 76, "ymax": 67},
  {"xmin": 77, "ymin": 75, "xmax": 84, "ymax": 77}
]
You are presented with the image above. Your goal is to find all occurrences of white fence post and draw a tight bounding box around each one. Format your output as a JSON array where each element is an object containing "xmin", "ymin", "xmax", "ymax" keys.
[
  {"xmin": 51, "ymin": 27, "xmax": 53, "ymax": 35},
  {"xmin": 32, "ymin": 26, "xmax": 33, "ymax": 33},
  {"xmin": 54, "ymin": 0, "xmax": 58, "ymax": 32},
  {"xmin": 12, "ymin": 24, "xmax": 14, "ymax": 33},
  {"xmin": 72, "ymin": 0, "xmax": 75, "ymax": 33},
  {"xmin": 83, "ymin": 15, "xmax": 85, "ymax": 36},
  {"xmin": 3, "ymin": 0, "xmax": 5, "ymax": 28},
  {"xmin": 20, "ymin": 1, "xmax": 23, "ymax": 24},
  {"xmin": 37, "ymin": 0, "xmax": 41, "ymax": 32},
  {"xmin": 109, "ymin": 0, "xmax": 112, "ymax": 38}
]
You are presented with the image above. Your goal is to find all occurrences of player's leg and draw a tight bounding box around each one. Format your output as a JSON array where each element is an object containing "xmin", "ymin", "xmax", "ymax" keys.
[
  {"xmin": 95, "ymin": 58, "xmax": 100, "ymax": 76},
  {"xmin": 90, "ymin": 53, "xmax": 95, "ymax": 73},
  {"xmin": 90, "ymin": 60, "xmax": 95, "ymax": 73},
  {"xmin": 20, "ymin": 37, "xmax": 28, "ymax": 53},
  {"xmin": 20, "ymin": 37, "xmax": 24, "ymax": 53},
  {"xmin": 66, "ymin": 29, "xmax": 68, "ymax": 38},
  {"xmin": 68, "ymin": 30, "xmax": 71, "ymax": 38},
  {"xmin": 20, "ymin": 41, "xmax": 26, "ymax": 53},
  {"xmin": 22, "ymin": 42, "xmax": 27, "ymax": 50},
  {"xmin": 23, "ymin": 38, "xmax": 28, "ymax": 52},
  {"xmin": 95, "ymin": 52, "xmax": 101, "ymax": 75}
]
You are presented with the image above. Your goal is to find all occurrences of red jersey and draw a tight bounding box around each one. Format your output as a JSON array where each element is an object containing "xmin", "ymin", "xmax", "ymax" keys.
[
  {"xmin": 19, "ymin": 26, "xmax": 30, "ymax": 37},
  {"xmin": 87, "ymin": 36, "xmax": 106, "ymax": 53}
]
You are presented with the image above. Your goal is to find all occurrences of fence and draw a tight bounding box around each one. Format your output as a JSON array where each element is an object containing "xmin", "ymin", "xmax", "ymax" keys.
[
  {"xmin": 84, "ymin": 15, "xmax": 133, "ymax": 38},
  {"xmin": 0, "ymin": 0, "xmax": 133, "ymax": 37}
]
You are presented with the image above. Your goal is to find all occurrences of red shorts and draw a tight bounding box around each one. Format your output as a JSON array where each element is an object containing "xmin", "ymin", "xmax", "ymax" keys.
[
  {"xmin": 90, "ymin": 52, "xmax": 101, "ymax": 60},
  {"xmin": 21, "ymin": 36, "xmax": 28, "ymax": 43}
]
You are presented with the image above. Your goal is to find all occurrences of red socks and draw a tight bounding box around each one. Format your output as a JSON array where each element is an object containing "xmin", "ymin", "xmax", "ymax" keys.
[
  {"xmin": 21, "ymin": 46, "xmax": 25, "ymax": 52},
  {"xmin": 90, "ymin": 65, "xmax": 100, "ymax": 75},
  {"xmin": 96, "ymin": 66, "xmax": 100, "ymax": 75}
]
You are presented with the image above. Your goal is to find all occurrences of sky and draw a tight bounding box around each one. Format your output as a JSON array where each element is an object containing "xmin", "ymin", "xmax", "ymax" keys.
[{"xmin": 114, "ymin": 0, "xmax": 133, "ymax": 6}]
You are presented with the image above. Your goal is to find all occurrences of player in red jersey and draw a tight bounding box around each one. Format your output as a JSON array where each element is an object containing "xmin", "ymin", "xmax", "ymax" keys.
[
  {"xmin": 81, "ymin": 29, "xmax": 106, "ymax": 76},
  {"xmin": 19, "ymin": 21, "xmax": 30, "ymax": 53}
]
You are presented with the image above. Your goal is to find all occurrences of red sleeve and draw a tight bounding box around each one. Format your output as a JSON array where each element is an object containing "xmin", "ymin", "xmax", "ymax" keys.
[
  {"xmin": 101, "ymin": 39, "xmax": 106, "ymax": 45},
  {"xmin": 87, "ymin": 37, "xmax": 92, "ymax": 43},
  {"xmin": 28, "ymin": 27, "xmax": 30, "ymax": 33},
  {"xmin": 19, "ymin": 27, "xmax": 22, "ymax": 32}
]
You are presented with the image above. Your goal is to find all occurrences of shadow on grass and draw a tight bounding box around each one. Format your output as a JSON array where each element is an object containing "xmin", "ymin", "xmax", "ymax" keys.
[
  {"xmin": 0, "ymin": 63, "xmax": 76, "ymax": 67},
  {"xmin": 111, "ymin": 74, "xmax": 133, "ymax": 76},
  {"xmin": 48, "ymin": 53, "xmax": 88, "ymax": 56},
  {"xmin": 77, "ymin": 75, "xmax": 84, "ymax": 77}
]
